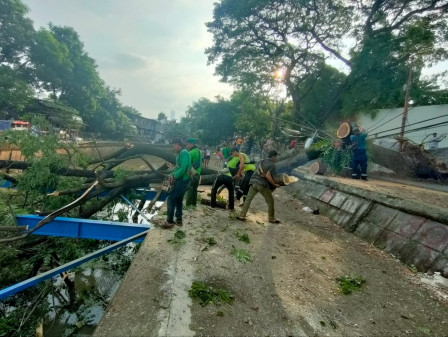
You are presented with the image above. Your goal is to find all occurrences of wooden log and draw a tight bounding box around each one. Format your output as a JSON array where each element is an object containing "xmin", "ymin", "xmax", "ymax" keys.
[
  {"xmin": 310, "ymin": 161, "xmax": 327, "ymax": 175},
  {"xmin": 199, "ymin": 174, "xmax": 218, "ymax": 185},
  {"xmin": 275, "ymin": 152, "xmax": 309, "ymax": 174},
  {"xmin": 337, "ymin": 122, "xmax": 352, "ymax": 139},
  {"xmin": 115, "ymin": 143, "xmax": 218, "ymax": 175}
]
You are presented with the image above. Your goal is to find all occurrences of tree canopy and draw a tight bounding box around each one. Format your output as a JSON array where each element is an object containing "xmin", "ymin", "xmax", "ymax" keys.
[
  {"xmin": 206, "ymin": 0, "xmax": 448, "ymax": 126},
  {"xmin": 184, "ymin": 97, "xmax": 236, "ymax": 145},
  {"xmin": 0, "ymin": 0, "xmax": 137, "ymax": 139}
]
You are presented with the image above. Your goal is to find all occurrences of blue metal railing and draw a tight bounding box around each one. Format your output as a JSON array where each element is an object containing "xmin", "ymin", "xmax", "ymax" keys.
[
  {"xmin": 0, "ymin": 230, "xmax": 149, "ymax": 300},
  {"xmin": 0, "ymin": 185, "xmax": 163, "ymax": 299},
  {"xmin": 16, "ymin": 215, "xmax": 150, "ymax": 241}
]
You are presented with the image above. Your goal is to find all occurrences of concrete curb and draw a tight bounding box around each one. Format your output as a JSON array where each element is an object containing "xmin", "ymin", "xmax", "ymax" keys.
[
  {"xmin": 292, "ymin": 169, "xmax": 448, "ymax": 224},
  {"xmin": 289, "ymin": 169, "xmax": 448, "ymax": 277}
]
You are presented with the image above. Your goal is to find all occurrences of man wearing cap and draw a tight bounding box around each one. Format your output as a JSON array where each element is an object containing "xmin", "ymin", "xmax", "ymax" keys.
[
  {"xmin": 185, "ymin": 138, "xmax": 202, "ymax": 207},
  {"xmin": 162, "ymin": 138, "xmax": 191, "ymax": 228},
  {"xmin": 237, "ymin": 150, "xmax": 281, "ymax": 223}
]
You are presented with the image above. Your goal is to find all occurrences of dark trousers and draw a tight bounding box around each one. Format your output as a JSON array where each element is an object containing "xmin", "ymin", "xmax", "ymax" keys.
[
  {"xmin": 351, "ymin": 149, "xmax": 368, "ymax": 179},
  {"xmin": 236, "ymin": 170, "xmax": 254, "ymax": 200},
  {"xmin": 211, "ymin": 175, "xmax": 234, "ymax": 210},
  {"xmin": 186, "ymin": 174, "xmax": 200, "ymax": 206},
  {"xmin": 166, "ymin": 178, "xmax": 190, "ymax": 223}
]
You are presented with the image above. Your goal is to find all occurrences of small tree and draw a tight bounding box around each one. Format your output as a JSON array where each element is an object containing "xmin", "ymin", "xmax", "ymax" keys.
[{"xmin": 157, "ymin": 112, "xmax": 168, "ymax": 121}]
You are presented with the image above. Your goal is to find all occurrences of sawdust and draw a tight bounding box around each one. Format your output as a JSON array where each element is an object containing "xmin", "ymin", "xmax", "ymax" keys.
[{"xmin": 96, "ymin": 175, "xmax": 448, "ymax": 337}]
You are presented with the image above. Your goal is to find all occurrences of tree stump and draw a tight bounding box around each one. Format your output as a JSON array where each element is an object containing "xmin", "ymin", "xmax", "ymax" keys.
[
  {"xmin": 337, "ymin": 122, "xmax": 352, "ymax": 139},
  {"xmin": 310, "ymin": 161, "xmax": 327, "ymax": 175}
]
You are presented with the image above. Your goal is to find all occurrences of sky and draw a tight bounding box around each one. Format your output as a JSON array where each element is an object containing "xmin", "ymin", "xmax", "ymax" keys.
[{"xmin": 22, "ymin": 0, "xmax": 233, "ymax": 120}]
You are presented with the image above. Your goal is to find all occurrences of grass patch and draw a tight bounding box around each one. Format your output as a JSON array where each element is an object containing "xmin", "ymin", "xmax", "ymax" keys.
[
  {"xmin": 216, "ymin": 195, "xmax": 226, "ymax": 203},
  {"xmin": 231, "ymin": 246, "xmax": 252, "ymax": 263},
  {"xmin": 188, "ymin": 281, "xmax": 234, "ymax": 307},
  {"xmin": 203, "ymin": 237, "xmax": 217, "ymax": 246},
  {"xmin": 336, "ymin": 275, "xmax": 366, "ymax": 294},
  {"xmin": 408, "ymin": 264, "xmax": 418, "ymax": 273},
  {"xmin": 234, "ymin": 230, "xmax": 250, "ymax": 243},
  {"xmin": 416, "ymin": 326, "xmax": 431, "ymax": 336},
  {"xmin": 228, "ymin": 212, "xmax": 238, "ymax": 221},
  {"xmin": 167, "ymin": 230, "xmax": 186, "ymax": 249}
]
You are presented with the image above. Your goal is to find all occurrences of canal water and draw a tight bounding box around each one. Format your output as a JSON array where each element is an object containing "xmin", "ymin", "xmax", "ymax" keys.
[
  {"xmin": 43, "ymin": 198, "xmax": 163, "ymax": 337},
  {"xmin": 43, "ymin": 155, "xmax": 167, "ymax": 336}
]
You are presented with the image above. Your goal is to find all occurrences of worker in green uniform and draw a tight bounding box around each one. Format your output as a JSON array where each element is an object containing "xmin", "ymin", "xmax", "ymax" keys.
[
  {"xmin": 230, "ymin": 148, "xmax": 256, "ymax": 203},
  {"xmin": 221, "ymin": 143, "xmax": 233, "ymax": 163},
  {"xmin": 161, "ymin": 138, "xmax": 191, "ymax": 229},
  {"xmin": 185, "ymin": 138, "xmax": 202, "ymax": 206}
]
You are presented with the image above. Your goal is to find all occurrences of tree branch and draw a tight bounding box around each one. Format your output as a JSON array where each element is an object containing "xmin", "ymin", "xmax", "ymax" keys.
[
  {"xmin": 0, "ymin": 181, "xmax": 100, "ymax": 243},
  {"xmin": 376, "ymin": 2, "xmax": 448, "ymax": 34},
  {"xmin": 310, "ymin": 29, "xmax": 352, "ymax": 68}
]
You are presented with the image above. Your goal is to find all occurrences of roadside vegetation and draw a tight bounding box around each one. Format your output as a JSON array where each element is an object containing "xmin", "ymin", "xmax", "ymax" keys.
[
  {"xmin": 188, "ymin": 281, "xmax": 234, "ymax": 307},
  {"xmin": 336, "ymin": 275, "xmax": 367, "ymax": 295}
]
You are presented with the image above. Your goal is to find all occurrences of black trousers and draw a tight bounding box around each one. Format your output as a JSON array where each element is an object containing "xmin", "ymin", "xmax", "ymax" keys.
[
  {"xmin": 211, "ymin": 175, "xmax": 234, "ymax": 210},
  {"xmin": 236, "ymin": 170, "xmax": 254, "ymax": 200},
  {"xmin": 166, "ymin": 179, "xmax": 190, "ymax": 223}
]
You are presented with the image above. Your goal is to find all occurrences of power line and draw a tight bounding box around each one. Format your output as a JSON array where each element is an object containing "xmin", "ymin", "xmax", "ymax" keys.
[
  {"xmin": 367, "ymin": 108, "xmax": 412, "ymax": 133},
  {"xmin": 370, "ymin": 115, "xmax": 448, "ymax": 136},
  {"xmin": 367, "ymin": 109, "xmax": 405, "ymax": 133},
  {"xmin": 272, "ymin": 116, "xmax": 335, "ymax": 139},
  {"xmin": 373, "ymin": 120, "xmax": 448, "ymax": 140}
]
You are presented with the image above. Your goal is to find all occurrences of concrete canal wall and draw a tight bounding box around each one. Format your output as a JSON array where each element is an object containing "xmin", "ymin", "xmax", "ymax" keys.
[{"xmin": 289, "ymin": 169, "xmax": 448, "ymax": 277}]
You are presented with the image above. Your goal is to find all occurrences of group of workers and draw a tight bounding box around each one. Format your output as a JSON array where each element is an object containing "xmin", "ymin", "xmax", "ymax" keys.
[
  {"xmin": 158, "ymin": 123, "xmax": 375, "ymax": 229},
  {"xmin": 156, "ymin": 137, "xmax": 282, "ymax": 228},
  {"xmin": 156, "ymin": 123, "xmax": 445, "ymax": 228}
]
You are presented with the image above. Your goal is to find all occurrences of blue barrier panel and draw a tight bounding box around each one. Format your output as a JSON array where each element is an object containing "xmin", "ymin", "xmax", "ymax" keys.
[
  {"xmin": 16, "ymin": 215, "xmax": 151, "ymax": 242},
  {"xmin": 0, "ymin": 230, "xmax": 149, "ymax": 300},
  {"xmin": 0, "ymin": 180, "xmax": 12, "ymax": 188}
]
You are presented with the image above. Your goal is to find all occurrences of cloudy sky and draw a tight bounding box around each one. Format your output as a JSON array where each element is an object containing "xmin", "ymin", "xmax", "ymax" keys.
[{"xmin": 22, "ymin": 0, "xmax": 233, "ymax": 120}]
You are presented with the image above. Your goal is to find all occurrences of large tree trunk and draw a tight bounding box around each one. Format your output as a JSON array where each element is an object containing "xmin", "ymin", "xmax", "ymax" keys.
[{"xmin": 370, "ymin": 143, "xmax": 448, "ymax": 180}]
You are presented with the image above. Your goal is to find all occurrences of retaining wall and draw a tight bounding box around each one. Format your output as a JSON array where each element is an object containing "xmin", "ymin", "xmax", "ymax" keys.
[{"xmin": 289, "ymin": 169, "xmax": 448, "ymax": 277}]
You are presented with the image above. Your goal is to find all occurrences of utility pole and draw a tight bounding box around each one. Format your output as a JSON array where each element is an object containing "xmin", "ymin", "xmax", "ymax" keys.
[{"xmin": 399, "ymin": 58, "xmax": 413, "ymax": 152}]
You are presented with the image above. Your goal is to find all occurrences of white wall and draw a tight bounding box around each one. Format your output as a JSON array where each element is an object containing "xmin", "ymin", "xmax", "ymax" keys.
[{"xmin": 357, "ymin": 104, "xmax": 448, "ymax": 149}]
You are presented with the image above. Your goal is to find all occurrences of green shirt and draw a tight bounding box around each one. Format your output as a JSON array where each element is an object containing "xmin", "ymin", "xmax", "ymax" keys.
[
  {"xmin": 222, "ymin": 147, "xmax": 232, "ymax": 160},
  {"xmin": 189, "ymin": 146, "xmax": 202, "ymax": 175},
  {"xmin": 171, "ymin": 148, "xmax": 191, "ymax": 181}
]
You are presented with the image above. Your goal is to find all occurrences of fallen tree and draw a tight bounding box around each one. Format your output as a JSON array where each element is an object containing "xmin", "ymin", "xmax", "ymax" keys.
[
  {"xmin": 370, "ymin": 142, "xmax": 448, "ymax": 180},
  {"xmin": 0, "ymin": 129, "xmax": 313, "ymax": 244}
]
